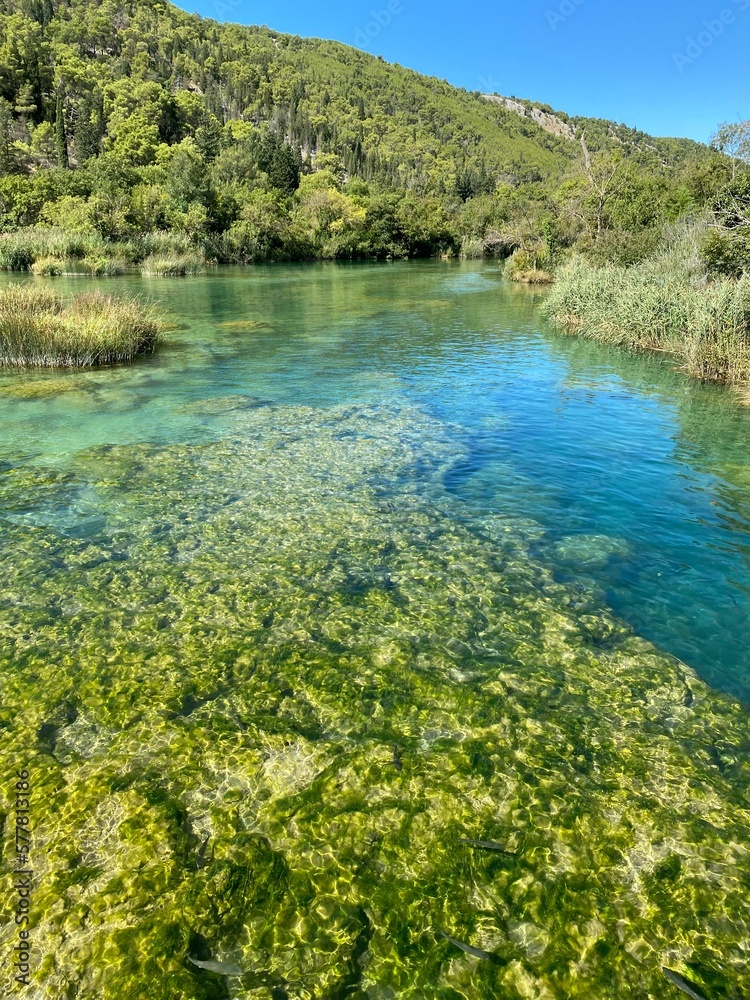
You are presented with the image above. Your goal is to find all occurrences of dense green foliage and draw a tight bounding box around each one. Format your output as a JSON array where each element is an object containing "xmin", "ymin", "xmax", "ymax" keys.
[
  {"xmin": 0, "ymin": 284, "xmax": 160, "ymax": 364},
  {"xmin": 0, "ymin": 0, "xmax": 730, "ymax": 266},
  {"xmin": 542, "ymin": 120, "xmax": 750, "ymax": 385}
]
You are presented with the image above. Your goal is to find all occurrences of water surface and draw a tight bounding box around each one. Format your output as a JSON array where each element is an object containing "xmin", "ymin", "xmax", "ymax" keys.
[{"xmin": 1, "ymin": 262, "xmax": 750, "ymax": 999}]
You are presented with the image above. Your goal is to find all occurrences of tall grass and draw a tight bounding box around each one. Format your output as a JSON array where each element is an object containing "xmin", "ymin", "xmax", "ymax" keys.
[
  {"xmin": 504, "ymin": 248, "xmax": 553, "ymax": 284},
  {"xmin": 545, "ymin": 233, "xmax": 750, "ymax": 382},
  {"xmin": 0, "ymin": 286, "xmax": 161, "ymax": 367},
  {"xmin": 0, "ymin": 228, "xmax": 202, "ymax": 276},
  {"xmin": 134, "ymin": 230, "xmax": 195, "ymax": 258},
  {"xmin": 140, "ymin": 253, "xmax": 204, "ymax": 276},
  {"xmin": 459, "ymin": 237, "xmax": 485, "ymax": 260},
  {"xmin": 0, "ymin": 228, "xmax": 107, "ymax": 270}
]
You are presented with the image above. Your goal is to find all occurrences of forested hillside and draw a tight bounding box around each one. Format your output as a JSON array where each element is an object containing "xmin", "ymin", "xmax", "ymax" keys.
[{"xmin": 0, "ymin": 0, "xmax": 732, "ymax": 265}]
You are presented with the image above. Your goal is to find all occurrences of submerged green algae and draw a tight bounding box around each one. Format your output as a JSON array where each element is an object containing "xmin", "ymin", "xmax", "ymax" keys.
[{"xmin": 1, "ymin": 403, "xmax": 750, "ymax": 1000}]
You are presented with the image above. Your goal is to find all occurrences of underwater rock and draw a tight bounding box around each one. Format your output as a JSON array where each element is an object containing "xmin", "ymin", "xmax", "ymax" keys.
[
  {"xmin": 218, "ymin": 320, "xmax": 273, "ymax": 331},
  {"xmin": 551, "ymin": 532, "xmax": 630, "ymax": 570},
  {"xmin": 1, "ymin": 377, "xmax": 82, "ymax": 400},
  {"xmin": 179, "ymin": 394, "xmax": 270, "ymax": 416}
]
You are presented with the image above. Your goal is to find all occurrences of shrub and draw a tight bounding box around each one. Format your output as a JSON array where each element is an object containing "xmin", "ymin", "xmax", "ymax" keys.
[
  {"xmin": 140, "ymin": 252, "xmax": 203, "ymax": 276},
  {"xmin": 583, "ymin": 227, "xmax": 662, "ymax": 267},
  {"xmin": 0, "ymin": 285, "xmax": 161, "ymax": 367},
  {"xmin": 700, "ymin": 227, "xmax": 750, "ymax": 278}
]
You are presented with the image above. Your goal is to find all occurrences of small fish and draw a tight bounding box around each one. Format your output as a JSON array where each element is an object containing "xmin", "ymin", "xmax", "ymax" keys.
[
  {"xmin": 663, "ymin": 968, "xmax": 709, "ymax": 1000},
  {"xmin": 196, "ymin": 836, "xmax": 211, "ymax": 870},
  {"xmin": 459, "ymin": 838, "xmax": 515, "ymax": 855},
  {"xmin": 437, "ymin": 930, "xmax": 494, "ymax": 961},
  {"xmin": 393, "ymin": 746, "xmax": 403, "ymax": 772},
  {"xmin": 188, "ymin": 957, "xmax": 243, "ymax": 977}
]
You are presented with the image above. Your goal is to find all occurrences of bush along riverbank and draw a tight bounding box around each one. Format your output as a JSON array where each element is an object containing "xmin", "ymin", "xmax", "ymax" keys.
[
  {"xmin": 0, "ymin": 286, "xmax": 161, "ymax": 367},
  {"xmin": 544, "ymin": 220, "xmax": 750, "ymax": 384}
]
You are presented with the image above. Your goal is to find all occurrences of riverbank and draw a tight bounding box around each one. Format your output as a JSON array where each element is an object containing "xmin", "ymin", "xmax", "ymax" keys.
[{"xmin": 544, "ymin": 234, "xmax": 750, "ymax": 383}]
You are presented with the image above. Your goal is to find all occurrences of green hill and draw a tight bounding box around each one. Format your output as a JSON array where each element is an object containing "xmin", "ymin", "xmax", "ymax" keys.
[{"xmin": 0, "ymin": 0, "xmax": 729, "ymax": 264}]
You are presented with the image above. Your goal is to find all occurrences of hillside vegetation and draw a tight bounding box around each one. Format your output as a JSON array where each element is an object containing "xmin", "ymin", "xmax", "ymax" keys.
[{"xmin": 0, "ymin": 0, "xmax": 731, "ymax": 266}]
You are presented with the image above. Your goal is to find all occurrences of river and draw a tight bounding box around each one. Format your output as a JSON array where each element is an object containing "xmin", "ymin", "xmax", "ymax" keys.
[{"xmin": 1, "ymin": 261, "xmax": 749, "ymax": 998}]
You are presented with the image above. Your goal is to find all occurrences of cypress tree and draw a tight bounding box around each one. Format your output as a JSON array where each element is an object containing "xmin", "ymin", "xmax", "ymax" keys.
[
  {"xmin": 55, "ymin": 92, "xmax": 68, "ymax": 168},
  {"xmin": 269, "ymin": 141, "xmax": 300, "ymax": 193}
]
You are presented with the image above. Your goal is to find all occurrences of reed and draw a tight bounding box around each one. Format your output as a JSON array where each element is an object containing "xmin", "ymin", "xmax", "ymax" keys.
[
  {"xmin": 0, "ymin": 228, "xmax": 107, "ymax": 270},
  {"xmin": 140, "ymin": 252, "xmax": 204, "ymax": 276},
  {"xmin": 504, "ymin": 248, "xmax": 553, "ymax": 284},
  {"xmin": 459, "ymin": 237, "xmax": 485, "ymax": 260},
  {"xmin": 0, "ymin": 285, "xmax": 161, "ymax": 367},
  {"xmin": 545, "ymin": 239, "xmax": 750, "ymax": 382}
]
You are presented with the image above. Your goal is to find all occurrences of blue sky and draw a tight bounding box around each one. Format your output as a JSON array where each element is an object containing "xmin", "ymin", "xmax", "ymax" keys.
[{"xmin": 176, "ymin": 0, "xmax": 750, "ymax": 142}]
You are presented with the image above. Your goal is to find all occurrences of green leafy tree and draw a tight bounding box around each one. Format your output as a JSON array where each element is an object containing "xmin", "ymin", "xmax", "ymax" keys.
[{"xmin": 711, "ymin": 121, "xmax": 750, "ymax": 179}]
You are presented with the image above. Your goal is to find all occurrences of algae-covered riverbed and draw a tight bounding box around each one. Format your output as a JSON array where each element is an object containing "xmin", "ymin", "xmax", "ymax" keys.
[{"xmin": 1, "ymin": 262, "xmax": 750, "ymax": 999}]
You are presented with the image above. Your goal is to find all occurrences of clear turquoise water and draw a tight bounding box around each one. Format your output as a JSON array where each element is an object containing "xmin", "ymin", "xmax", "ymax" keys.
[
  {"xmin": 3, "ymin": 262, "xmax": 750, "ymax": 999},
  {"xmin": 2, "ymin": 261, "xmax": 749, "ymax": 699}
]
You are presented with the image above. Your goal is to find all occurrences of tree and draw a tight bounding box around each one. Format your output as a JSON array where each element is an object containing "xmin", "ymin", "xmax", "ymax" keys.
[
  {"xmin": 74, "ymin": 88, "xmax": 105, "ymax": 162},
  {"xmin": 711, "ymin": 121, "xmax": 750, "ymax": 179},
  {"xmin": 454, "ymin": 169, "xmax": 476, "ymax": 203},
  {"xmin": 55, "ymin": 91, "xmax": 69, "ymax": 168},
  {"xmin": 579, "ymin": 135, "xmax": 625, "ymax": 239},
  {"xmin": 258, "ymin": 134, "xmax": 300, "ymax": 193},
  {"xmin": 0, "ymin": 98, "xmax": 15, "ymax": 175}
]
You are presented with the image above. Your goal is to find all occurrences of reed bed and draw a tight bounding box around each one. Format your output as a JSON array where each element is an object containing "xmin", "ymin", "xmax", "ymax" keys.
[
  {"xmin": 504, "ymin": 248, "xmax": 553, "ymax": 284},
  {"xmin": 0, "ymin": 286, "xmax": 161, "ymax": 367},
  {"xmin": 0, "ymin": 228, "xmax": 202, "ymax": 276},
  {"xmin": 545, "ymin": 245, "xmax": 750, "ymax": 382},
  {"xmin": 140, "ymin": 252, "xmax": 204, "ymax": 276}
]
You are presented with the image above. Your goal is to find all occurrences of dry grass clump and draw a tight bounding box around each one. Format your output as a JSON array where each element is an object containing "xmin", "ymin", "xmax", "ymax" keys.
[{"xmin": 0, "ymin": 285, "xmax": 161, "ymax": 367}]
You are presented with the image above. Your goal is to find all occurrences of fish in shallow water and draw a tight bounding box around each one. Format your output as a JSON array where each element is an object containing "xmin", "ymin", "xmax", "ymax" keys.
[
  {"xmin": 459, "ymin": 838, "xmax": 515, "ymax": 855},
  {"xmin": 662, "ymin": 968, "xmax": 709, "ymax": 1000},
  {"xmin": 393, "ymin": 746, "xmax": 403, "ymax": 771},
  {"xmin": 188, "ymin": 957, "xmax": 243, "ymax": 976},
  {"xmin": 437, "ymin": 930, "xmax": 494, "ymax": 960}
]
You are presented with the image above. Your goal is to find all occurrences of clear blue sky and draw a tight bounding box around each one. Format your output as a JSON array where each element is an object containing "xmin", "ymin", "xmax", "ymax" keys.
[{"xmin": 175, "ymin": 0, "xmax": 749, "ymax": 142}]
